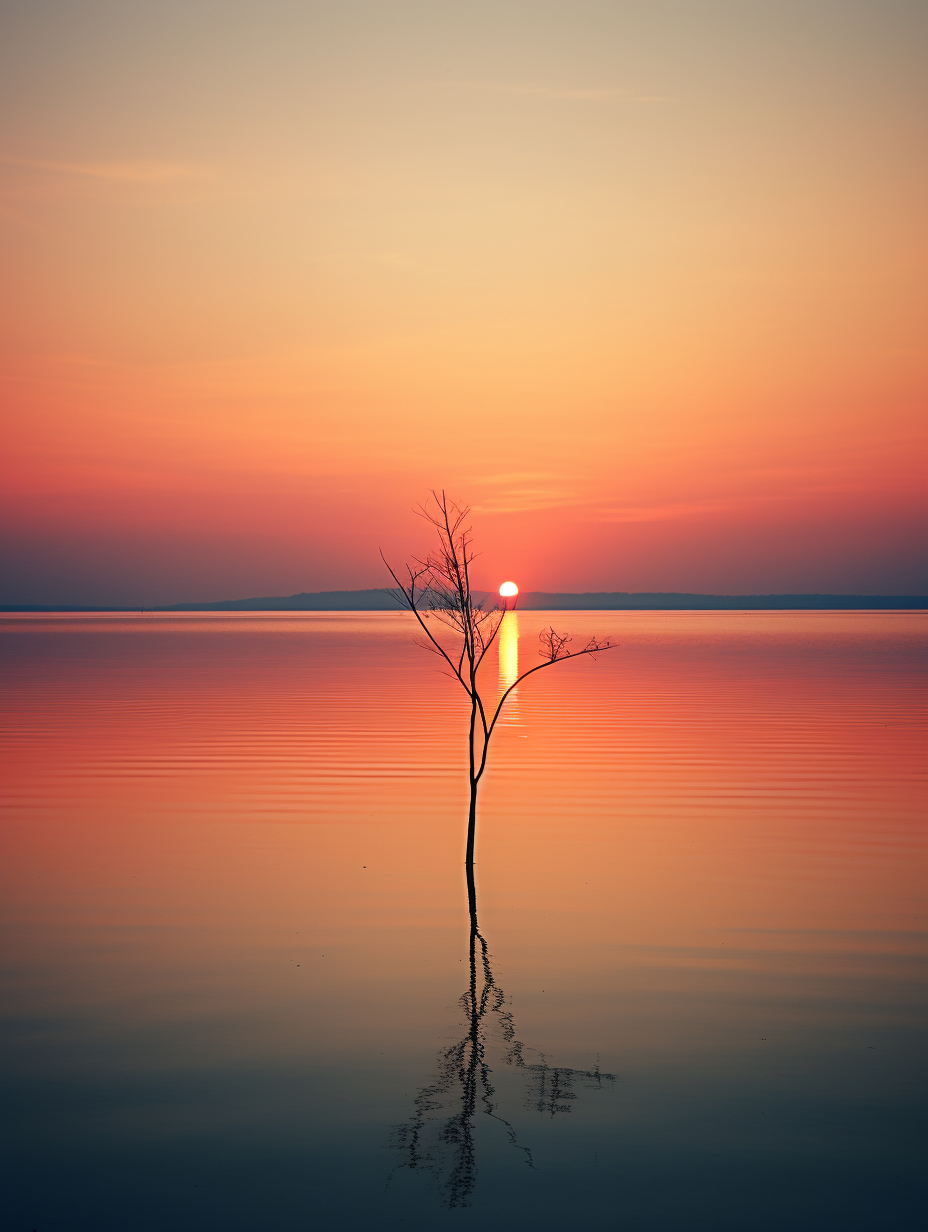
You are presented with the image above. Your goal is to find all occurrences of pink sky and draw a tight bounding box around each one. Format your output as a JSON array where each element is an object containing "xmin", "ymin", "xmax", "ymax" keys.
[{"xmin": 2, "ymin": 0, "xmax": 925, "ymax": 604}]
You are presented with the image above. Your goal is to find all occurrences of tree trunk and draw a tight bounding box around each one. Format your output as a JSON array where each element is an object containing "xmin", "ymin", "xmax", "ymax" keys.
[
  {"xmin": 465, "ymin": 853, "xmax": 478, "ymax": 923},
  {"xmin": 465, "ymin": 776, "xmax": 477, "ymax": 869},
  {"xmin": 466, "ymin": 693, "xmax": 478, "ymax": 868}
]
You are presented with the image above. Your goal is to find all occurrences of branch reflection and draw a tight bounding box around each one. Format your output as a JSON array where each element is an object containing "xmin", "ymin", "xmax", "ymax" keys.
[{"xmin": 389, "ymin": 868, "xmax": 615, "ymax": 1208}]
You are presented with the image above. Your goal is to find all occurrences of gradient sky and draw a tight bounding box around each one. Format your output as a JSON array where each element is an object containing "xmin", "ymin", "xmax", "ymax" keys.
[{"xmin": 1, "ymin": 0, "xmax": 925, "ymax": 605}]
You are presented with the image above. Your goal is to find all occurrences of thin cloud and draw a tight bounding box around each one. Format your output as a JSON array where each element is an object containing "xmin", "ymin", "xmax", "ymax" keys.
[
  {"xmin": 596, "ymin": 499, "xmax": 737, "ymax": 524},
  {"xmin": 475, "ymin": 471, "xmax": 565, "ymax": 486},
  {"xmin": 4, "ymin": 157, "xmax": 216, "ymax": 183},
  {"xmin": 472, "ymin": 487, "xmax": 583, "ymax": 515},
  {"xmin": 594, "ymin": 488, "xmax": 835, "ymax": 524},
  {"xmin": 446, "ymin": 82, "xmax": 669, "ymax": 102},
  {"xmin": 476, "ymin": 478, "xmax": 843, "ymax": 523}
]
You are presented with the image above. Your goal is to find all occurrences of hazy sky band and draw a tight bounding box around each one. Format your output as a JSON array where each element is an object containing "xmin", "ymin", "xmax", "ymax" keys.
[{"xmin": 1, "ymin": 1, "xmax": 925, "ymax": 605}]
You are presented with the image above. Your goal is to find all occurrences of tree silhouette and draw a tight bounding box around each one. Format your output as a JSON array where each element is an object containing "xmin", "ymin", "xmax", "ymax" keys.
[
  {"xmin": 388, "ymin": 865, "xmax": 615, "ymax": 1208},
  {"xmin": 382, "ymin": 490, "xmax": 614, "ymax": 868}
]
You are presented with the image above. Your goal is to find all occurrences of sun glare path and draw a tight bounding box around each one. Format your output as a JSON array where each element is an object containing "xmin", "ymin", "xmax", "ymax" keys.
[{"xmin": 497, "ymin": 611, "xmax": 520, "ymax": 702}]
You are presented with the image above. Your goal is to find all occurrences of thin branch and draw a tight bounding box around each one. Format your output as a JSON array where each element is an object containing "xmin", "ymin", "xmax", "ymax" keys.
[
  {"xmin": 482, "ymin": 641, "xmax": 616, "ymax": 755},
  {"xmin": 380, "ymin": 549, "xmax": 472, "ymax": 695}
]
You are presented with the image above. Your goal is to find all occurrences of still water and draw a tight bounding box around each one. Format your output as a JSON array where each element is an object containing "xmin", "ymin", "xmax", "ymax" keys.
[{"xmin": 1, "ymin": 611, "xmax": 925, "ymax": 1230}]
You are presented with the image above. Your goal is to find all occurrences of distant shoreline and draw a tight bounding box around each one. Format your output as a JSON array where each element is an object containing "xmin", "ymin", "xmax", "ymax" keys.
[{"xmin": 3, "ymin": 589, "xmax": 926, "ymax": 613}]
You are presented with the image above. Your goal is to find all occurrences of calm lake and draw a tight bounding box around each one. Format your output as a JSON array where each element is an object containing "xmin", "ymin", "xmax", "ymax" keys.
[{"xmin": 1, "ymin": 611, "xmax": 925, "ymax": 1231}]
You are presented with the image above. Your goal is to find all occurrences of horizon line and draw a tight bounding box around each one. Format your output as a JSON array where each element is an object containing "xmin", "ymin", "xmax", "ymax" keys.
[{"xmin": 2, "ymin": 587, "xmax": 926, "ymax": 614}]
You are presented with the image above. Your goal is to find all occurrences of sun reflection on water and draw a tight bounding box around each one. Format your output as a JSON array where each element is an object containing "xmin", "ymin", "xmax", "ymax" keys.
[{"xmin": 497, "ymin": 611, "xmax": 521, "ymax": 727}]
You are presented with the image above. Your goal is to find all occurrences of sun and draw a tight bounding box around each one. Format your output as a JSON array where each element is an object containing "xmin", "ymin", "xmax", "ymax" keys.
[{"xmin": 499, "ymin": 581, "xmax": 519, "ymax": 598}]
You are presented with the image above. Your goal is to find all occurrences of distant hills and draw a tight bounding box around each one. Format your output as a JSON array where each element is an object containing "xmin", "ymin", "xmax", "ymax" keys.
[{"xmin": 3, "ymin": 589, "xmax": 926, "ymax": 612}]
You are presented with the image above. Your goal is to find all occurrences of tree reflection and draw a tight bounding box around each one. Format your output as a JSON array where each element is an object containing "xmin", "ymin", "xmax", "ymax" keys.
[{"xmin": 389, "ymin": 868, "xmax": 614, "ymax": 1208}]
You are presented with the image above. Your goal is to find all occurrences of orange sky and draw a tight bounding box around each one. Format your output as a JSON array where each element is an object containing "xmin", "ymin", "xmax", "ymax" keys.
[{"xmin": 1, "ymin": 0, "xmax": 925, "ymax": 605}]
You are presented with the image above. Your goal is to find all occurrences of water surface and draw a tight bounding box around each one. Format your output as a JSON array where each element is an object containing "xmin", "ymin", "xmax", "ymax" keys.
[{"xmin": 1, "ymin": 611, "xmax": 925, "ymax": 1230}]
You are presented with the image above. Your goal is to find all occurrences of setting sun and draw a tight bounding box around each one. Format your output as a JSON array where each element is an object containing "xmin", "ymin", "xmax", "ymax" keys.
[{"xmin": 499, "ymin": 581, "xmax": 519, "ymax": 598}]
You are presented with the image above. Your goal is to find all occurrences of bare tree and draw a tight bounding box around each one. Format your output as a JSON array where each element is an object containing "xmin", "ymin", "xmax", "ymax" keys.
[{"xmin": 382, "ymin": 490, "xmax": 614, "ymax": 868}]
